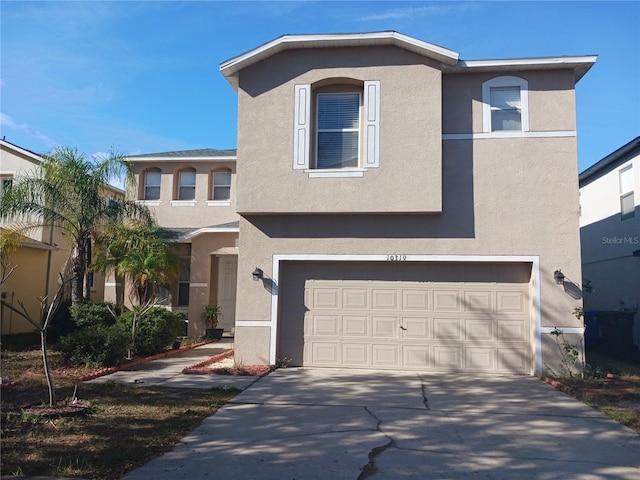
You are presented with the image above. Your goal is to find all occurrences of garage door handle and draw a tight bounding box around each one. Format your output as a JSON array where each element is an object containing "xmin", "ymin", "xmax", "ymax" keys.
[{"xmin": 400, "ymin": 326, "xmax": 407, "ymax": 331}]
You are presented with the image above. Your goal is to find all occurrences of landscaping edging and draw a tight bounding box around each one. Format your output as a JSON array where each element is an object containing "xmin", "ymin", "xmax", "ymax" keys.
[
  {"xmin": 79, "ymin": 340, "xmax": 217, "ymax": 381},
  {"xmin": 182, "ymin": 349, "xmax": 235, "ymax": 374}
]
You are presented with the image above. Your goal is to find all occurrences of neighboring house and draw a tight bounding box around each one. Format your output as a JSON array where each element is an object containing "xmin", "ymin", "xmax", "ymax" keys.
[
  {"xmin": 0, "ymin": 139, "xmax": 120, "ymax": 333},
  {"xmin": 123, "ymin": 149, "xmax": 239, "ymax": 336},
  {"xmin": 217, "ymin": 31, "xmax": 596, "ymax": 375},
  {"xmin": 579, "ymin": 137, "xmax": 639, "ymax": 321}
]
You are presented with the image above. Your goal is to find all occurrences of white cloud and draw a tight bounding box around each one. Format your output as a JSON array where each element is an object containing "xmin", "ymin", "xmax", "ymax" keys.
[
  {"xmin": 0, "ymin": 113, "xmax": 57, "ymax": 148},
  {"xmin": 357, "ymin": 2, "xmax": 482, "ymax": 22}
]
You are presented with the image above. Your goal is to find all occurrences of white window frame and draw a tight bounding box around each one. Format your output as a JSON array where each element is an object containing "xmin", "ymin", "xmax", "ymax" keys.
[
  {"xmin": 315, "ymin": 92, "xmax": 361, "ymax": 170},
  {"xmin": 619, "ymin": 165, "xmax": 635, "ymax": 220},
  {"xmin": 177, "ymin": 169, "xmax": 196, "ymax": 201},
  {"xmin": 293, "ymin": 81, "xmax": 380, "ymax": 176},
  {"xmin": 482, "ymin": 76, "xmax": 529, "ymax": 134},
  {"xmin": 143, "ymin": 170, "xmax": 161, "ymax": 201},
  {"xmin": 212, "ymin": 168, "xmax": 232, "ymax": 202}
]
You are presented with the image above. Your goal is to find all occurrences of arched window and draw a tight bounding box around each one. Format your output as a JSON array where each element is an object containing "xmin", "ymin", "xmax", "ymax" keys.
[
  {"xmin": 212, "ymin": 168, "xmax": 231, "ymax": 201},
  {"xmin": 177, "ymin": 168, "xmax": 196, "ymax": 200},
  {"xmin": 143, "ymin": 168, "xmax": 161, "ymax": 200},
  {"xmin": 482, "ymin": 76, "xmax": 529, "ymax": 133}
]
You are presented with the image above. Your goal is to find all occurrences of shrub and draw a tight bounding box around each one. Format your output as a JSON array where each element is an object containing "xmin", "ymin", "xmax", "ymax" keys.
[
  {"xmin": 70, "ymin": 301, "xmax": 121, "ymax": 328},
  {"xmin": 57, "ymin": 323, "xmax": 129, "ymax": 367},
  {"xmin": 119, "ymin": 307, "xmax": 185, "ymax": 358}
]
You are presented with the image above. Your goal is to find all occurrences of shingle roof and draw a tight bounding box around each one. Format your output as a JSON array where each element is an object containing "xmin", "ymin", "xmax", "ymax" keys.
[{"xmin": 128, "ymin": 148, "xmax": 237, "ymax": 159}]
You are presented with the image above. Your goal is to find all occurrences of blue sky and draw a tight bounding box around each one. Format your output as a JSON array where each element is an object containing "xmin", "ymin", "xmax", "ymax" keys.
[{"xmin": 1, "ymin": 0, "xmax": 638, "ymax": 172}]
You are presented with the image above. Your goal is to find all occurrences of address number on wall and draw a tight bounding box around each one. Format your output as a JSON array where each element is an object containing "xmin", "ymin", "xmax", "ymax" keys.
[{"xmin": 386, "ymin": 255, "xmax": 407, "ymax": 262}]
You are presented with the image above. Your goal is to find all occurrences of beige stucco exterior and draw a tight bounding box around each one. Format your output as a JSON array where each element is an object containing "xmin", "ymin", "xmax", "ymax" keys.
[
  {"xmin": 126, "ymin": 153, "xmax": 240, "ymax": 337},
  {"xmin": 236, "ymin": 46, "xmax": 443, "ymax": 214},
  {"xmin": 223, "ymin": 33, "xmax": 594, "ymax": 374}
]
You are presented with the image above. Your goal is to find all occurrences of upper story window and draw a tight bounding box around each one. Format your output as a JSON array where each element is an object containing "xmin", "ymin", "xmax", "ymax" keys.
[
  {"xmin": 177, "ymin": 169, "xmax": 196, "ymax": 200},
  {"xmin": 143, "ymin": 169, "xmax": 161, "ymax": 200},
  {"xmin": 316, "ymin": 93, "xmax": 360, "ymax": 169},
  {"xmin": 212, "ymin": 168, "xmax": 232, "ymax": 201},
  {"xmin": 293, "ymin": 80, "xmax": 380, "ymax": 177},
  {"xmin": 619, "ymin": 165, "xmax": 635, "ymax": 220},
  {"xmin": 482, "ymin": 76, "xmax": 529, "ymax": 133}
]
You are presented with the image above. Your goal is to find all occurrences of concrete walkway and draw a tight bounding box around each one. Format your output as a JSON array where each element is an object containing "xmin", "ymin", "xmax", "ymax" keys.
[
  {"xmin": 123, "ymin": 368, "xmax": 640, "ymax": 480},
  {"xmin": 85, "ymin": 339, "xmax": 258, "ymax": 390}
]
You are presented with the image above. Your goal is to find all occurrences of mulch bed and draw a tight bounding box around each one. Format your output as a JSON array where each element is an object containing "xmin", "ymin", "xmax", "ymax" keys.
[
  {"xmin": 182, "ymin": 350, "xmax": 272, "ymax": 377},
  {"xmin": 538, "ymin": 373, "xmax": 640, "ymax": 396}
]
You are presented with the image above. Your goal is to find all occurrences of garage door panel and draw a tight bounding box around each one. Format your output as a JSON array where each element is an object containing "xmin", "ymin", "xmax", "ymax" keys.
[
  {"xmin": 311, "ymin": 315, "xmax": 340, "ymax": 336},
  {"xmin": 314, "ymin": 288, "xmax": 340, "ymax": 309},
  {"xmin": 433, "ymin": 290, "xmax": 462, "ymax": 311},
  {"xmin": 280, "ymin": 262, "xmax": 533, "ymax": 374},
  {"xmin": 342, "ymin": 316, "xmax": 368, "ymax": 336},
  {"xmin": 466, "ymin": 347, "xmax": 495, "ymax": 370},
  {"xmin": 497, "ymin": 320, "xmax": 528, "ymax": 341},
  {"xmin": 401, "ymin": 317, "xmax": 430, "ymax": 338},
  {"xmin": 434, "ymin": 318, "xmax": 462, "ymax": 340},
  {"xmin": 402, "ymin": 290, "xmax": 429, "ymax": 310},
  {"xmin": 310, "ymin": 342, "xmax": 339, "ymax": 364},
  {"xmin": 464, "ymin": 291, "xmax": 492, "ymax": 312},
  {"xmin": 342, "ymin": 288, "xmax": 368, "ymax": 309},
  {"xmin": 372, "ymin": 289, "xmax": 398, "ymax": 309},
  {"xmin": 372, "ymin": 344, "xmax": 399, "ymax": 366},
  {"xmin": 496, "ymin": 290, "xmax": 527, "ymax": 313},
  {"xmin": 342, "ymin": 343, "xmax": 369, "ymax": 366},
  {"xmin": 403, "ymin": 345, "xmax": 431, "ymax": 367},
  {"xmin": 465, "ymin": 319, "xmax": 493, "ymax": 341},
  {"xmin": 434, "ymin": 346, "xmax": 463, "ymax": 369},
  {"xmin": 372, "ymin": 316, "xmax": 398, "ymax": 338}
]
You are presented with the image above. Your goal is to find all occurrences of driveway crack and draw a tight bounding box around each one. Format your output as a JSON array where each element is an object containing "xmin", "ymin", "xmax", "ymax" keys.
[
  {"xmin": 358, "ymin": 406, "xmax": 395, "ymax": 480},
  {"xmin": 417, "ymin": 374, "xmax": 430, "ymax": 410}
]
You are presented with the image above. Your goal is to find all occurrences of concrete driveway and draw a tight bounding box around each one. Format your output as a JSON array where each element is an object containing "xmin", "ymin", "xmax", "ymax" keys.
[{"xmin": 124, "ymin": 369, "xmax": 640, "ymax": 479}]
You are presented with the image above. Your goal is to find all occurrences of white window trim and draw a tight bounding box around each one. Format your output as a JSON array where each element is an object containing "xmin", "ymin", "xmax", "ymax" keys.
[
  {"xmin": 305, "ymin": 168, "xmax": 367, "ymax": 178},
  {"xmin": 212, "ymin": 168, "xmax": 232, "ymax": 201},
  {"xmin": 177, "ymin": 169, "xmax": 197, "ymax": 201},
  {"xmin": 170, "ymin": 200, "xmax": 197, "ymax": 207},
  {"xmin": 136, "ymin": 200, "xmax": 161, "ymax": 207},
  {"xmin": 482, "ymin": 76, "xmax": 529, "ymax": 134},
  {"xmin": 619, "ymin": 164, "xmax": 635, "ymax": 220}
]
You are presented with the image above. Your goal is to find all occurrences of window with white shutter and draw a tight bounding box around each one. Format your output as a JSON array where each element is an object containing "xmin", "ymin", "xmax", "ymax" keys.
[{"xmin": 293, "ymin": 80, "xmax": 380, "ymax": 175}]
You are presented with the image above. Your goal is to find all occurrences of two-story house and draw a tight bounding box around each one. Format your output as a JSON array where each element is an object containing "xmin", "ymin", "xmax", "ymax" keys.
[
  {"xmin": 218, "ymin": 31, "xmax": 596, "ymax": 375},
  {"xmin": 123, "ymin": 149, "xmax": 239, "ymax": 335},
  {"xmin": 579, "ymin": 137, "xmax": 640, "ymax": 347}
]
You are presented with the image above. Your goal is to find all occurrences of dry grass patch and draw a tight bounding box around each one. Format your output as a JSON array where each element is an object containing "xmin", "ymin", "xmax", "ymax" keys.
[{"xmin": 1, "ymin": 342, "xmax": 239, "ymax": 479}]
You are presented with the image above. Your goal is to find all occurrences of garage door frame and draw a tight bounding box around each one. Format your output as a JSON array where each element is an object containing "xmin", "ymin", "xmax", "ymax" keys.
[{"xmin": 265, "ymin": 255, "xmax": 544, "ymax": 372}]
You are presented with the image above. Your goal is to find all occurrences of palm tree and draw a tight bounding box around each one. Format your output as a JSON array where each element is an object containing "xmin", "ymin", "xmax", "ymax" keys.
[
  {"xmin": 91, "ymin": 223, "xmax": 181, "ymax": 305},
  {"xmin": 91, "ymin": 223, "xmax": 181, "ymax": 358},
  {"xmin": 0, "ymin": 146, "xmax": 153, "ymax": 304}
]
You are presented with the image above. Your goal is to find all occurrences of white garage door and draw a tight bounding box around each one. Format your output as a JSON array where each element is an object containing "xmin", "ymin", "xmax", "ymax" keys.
[{"xmin": 278, "ymin": 262, "xmax": 533, "ymax": 374}]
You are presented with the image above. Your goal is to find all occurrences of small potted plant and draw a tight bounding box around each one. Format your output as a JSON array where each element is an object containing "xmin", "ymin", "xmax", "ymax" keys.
[{"xmin": 202, "ymin": 305, "xmax": 224, "ymax": 340}]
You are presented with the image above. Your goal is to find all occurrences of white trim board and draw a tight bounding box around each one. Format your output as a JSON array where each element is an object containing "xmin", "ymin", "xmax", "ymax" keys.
[
  {"xmin": 443, "ymin": 131, "xmax": 576, "ymax": 140},
  {"xmin": 267, "ymin": 254, "xmax": 542, "ymax": 373}
]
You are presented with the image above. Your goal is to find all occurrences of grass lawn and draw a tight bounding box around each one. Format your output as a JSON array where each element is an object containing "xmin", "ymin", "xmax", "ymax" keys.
[{"xmin": 1, "ymin": 336, "xmax": 239, "ymax": 479}]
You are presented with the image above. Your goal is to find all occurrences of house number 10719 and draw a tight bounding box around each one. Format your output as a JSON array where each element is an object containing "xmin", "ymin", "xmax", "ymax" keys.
[{"xmin": 387, "ymin": 255, "xmax": 407, "ymax": 262}]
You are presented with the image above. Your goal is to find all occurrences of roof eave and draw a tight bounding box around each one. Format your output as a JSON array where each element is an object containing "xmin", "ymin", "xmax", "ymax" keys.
[
  {"xmin": 451, "ymin": 55, "xmax": 598, "ymax": 82},
  {"xmin": 579, "ymin": 136, "xmax": 640, "ymax": 186},
  {"xmin": 220, "ymin": 31, "xmax": 460, "ymax": 90},
  {"xmin": 127, "ymin": 156, "xmax": 237, "ymax": 162}
]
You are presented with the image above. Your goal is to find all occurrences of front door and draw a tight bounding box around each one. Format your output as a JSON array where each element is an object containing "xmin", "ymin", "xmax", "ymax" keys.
[{"xmin": 217, "ymin": 256, "xmax": 238, "ymax": 333}]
